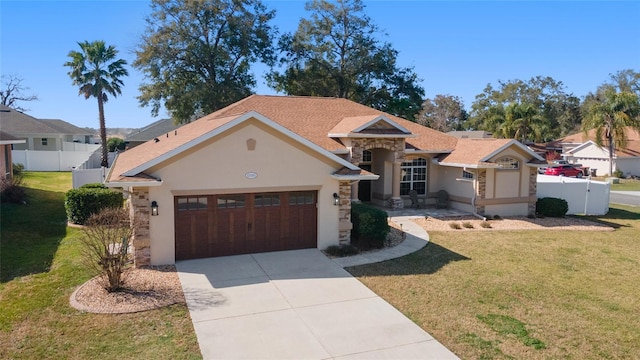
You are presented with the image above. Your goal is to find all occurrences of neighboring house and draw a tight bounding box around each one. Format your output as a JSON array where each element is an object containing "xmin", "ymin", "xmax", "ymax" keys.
[
  {"xmin": 0, "ymin": 104, "xmax": 93, "ymax": 150},
  {"xmin": 0, "ymin": 131, "xmax": 26, "ymax": 179},
  {"xmin": 125, "ymin": 118, "xmax": 183, "ymax": 149},
  {"xmin": 558, "ymin": 127, "xmax": 640, "ymax": 177},
  {"xmin": 105, "ymin": 95, "xmax": 544, "ymax": 266},
  {"xmin": 447, "ymin": 130, "xmax": 493, "ymax": 139}
]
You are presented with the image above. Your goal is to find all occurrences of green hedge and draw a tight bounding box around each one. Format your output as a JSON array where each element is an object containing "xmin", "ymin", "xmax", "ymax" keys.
[
  {"xmin": 536, "ymin": 197, "xmax": 568, "ymax": 218},
  {"xmin": 65, "ymin": 187, "xmax": 123, "ymax": 225},
  {"xmin": 351, "ymin": 203, "xmax": 390, "ymax": 250}
]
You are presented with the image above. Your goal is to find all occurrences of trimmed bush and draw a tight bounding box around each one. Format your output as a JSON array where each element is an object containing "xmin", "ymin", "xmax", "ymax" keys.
[
  {"xmin": 351, "ymin": 203, "xmax": 390, "ymax": 250},
  {"xmin": 80, "ymin": 183, "xmax": 107, "ymax": 189},
  {"xmin": 65, "ymin": 187, "xmax": 124, "ymax": 225},
  {"xmin": 325, "ymin": 244, "xmax": 359, "ymax": 257},
  {"xmin": 536, "ymin": 197, "xmax": 568, "ymax": 218}
]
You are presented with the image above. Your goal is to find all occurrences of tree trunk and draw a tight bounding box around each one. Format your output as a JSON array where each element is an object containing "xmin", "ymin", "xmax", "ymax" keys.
[
  {"xmin": 98, "ymin": 95, "xmax": 108, "ymax": 168},
  {"xmin": 608, "ymin": 133, "xmax": 614, "ymax": 176}
]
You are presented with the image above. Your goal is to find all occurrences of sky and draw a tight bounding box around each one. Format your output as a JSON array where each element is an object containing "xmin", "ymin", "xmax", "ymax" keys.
[{"xmin": 1, "ymin": 0, "xmax": 639, "ymax": 129}]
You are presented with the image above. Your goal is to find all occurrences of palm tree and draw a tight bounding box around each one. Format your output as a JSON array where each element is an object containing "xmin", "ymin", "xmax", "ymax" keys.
[
  {"xmin": 582, "ymin": 89, "xmax": 640, "ymax": 176},
  {"xmin": 65, "ymin": 41, "xmax": 128, "ymax": 167},
  {"xmin": 487, "ymin": 102, "xmax": 547, "ymax": 143}
]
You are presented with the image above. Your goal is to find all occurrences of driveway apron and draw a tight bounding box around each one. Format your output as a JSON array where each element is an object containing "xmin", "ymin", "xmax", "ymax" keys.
[{"xmin": 176, "ymin": 248, "xmax": 458, "ymax": 359}]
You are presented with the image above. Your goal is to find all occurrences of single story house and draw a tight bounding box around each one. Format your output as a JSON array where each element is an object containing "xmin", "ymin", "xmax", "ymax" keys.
[
  {"xmin": 559, "ymin": 127, "xmax": 640, "ymax": 177},
  {"xmin": 0, "ymin": 104, "xmax": 93, "ymax": 150},
  {"xmin": 0, "ymin": 131, "xmax": 26, "ymax": 179},
  {"xmin": 105, "ymin": 95, "xmax": 544, "ymax": 266}
]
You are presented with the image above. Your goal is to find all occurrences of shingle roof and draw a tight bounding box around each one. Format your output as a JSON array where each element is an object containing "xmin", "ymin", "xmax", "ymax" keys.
[
  {"xmin": 556, "ymin": 127, "xmax": 640, "ymax": 158},
  {"xmin": 0, "ymin": 105, "xmax": 89, "ymax": 136},
  {"xmin": 0, "ymin": 130, "xmax": 23, "ymax": 142},
  {"xmin": 39, "ymin": 119, "xmax": 92, "ymax": 135},
  {"xmin": 438, "ymin": 138, "xmax": 542, "ymax": 166},
  {"xmin": 107, "ymin": 95, "xmax": 464, "ymax": 181},
  {"xmin": 125, "ymin": 118, "xmax": 183, "ymax": 142}
]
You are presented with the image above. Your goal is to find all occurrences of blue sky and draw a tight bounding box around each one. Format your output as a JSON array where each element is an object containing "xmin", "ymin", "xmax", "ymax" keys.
[{"xmin": 1, "ymin": 0, "xmax": 639, "ymax": 129}]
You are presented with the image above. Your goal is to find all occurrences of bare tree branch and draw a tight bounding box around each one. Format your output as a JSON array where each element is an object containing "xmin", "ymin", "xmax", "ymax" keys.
[{"xmin": 0, "ymin": 74, "xmax": 39, "ymax": 112}]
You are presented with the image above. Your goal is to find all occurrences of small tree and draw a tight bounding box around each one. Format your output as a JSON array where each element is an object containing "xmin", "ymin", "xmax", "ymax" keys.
[{"xmin": 81, "ymin": 207, "xmax": 138, "ymax": 292}]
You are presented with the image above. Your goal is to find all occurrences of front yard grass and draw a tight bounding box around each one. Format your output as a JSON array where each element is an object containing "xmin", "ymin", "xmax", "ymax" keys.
[
  {"xmin": 0, "ymin": 172, "xmax": 200, "ymax": 359},
  {"xmin": 349, "ymin": 205, "xmax": 640, "ymax": 359}
]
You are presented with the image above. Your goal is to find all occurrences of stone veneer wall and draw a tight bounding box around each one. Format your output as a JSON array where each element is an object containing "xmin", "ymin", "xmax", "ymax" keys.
[
  {"xmin": 349, "ymin": 138, "xmax": 405, "ymax": 164},
  {"xmin": 129, "ymin": 188, "xmax": 151, "ymax": 267},
  {"xmin": 338, "ymin": 181, "xmax": 352, "ymax": 244},
  {"xmin": 528, "ymin": 167, "xmax": 538, "ymax": 215},
  {"xmin": 475, "ymin": 170, "xmax": 487, "ymax": 215}
]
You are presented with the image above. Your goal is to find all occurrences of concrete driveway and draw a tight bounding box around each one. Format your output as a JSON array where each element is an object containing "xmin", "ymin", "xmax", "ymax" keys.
[{"xmin": 176, "ymin": 248, "xmax": 458, "ymax": 359}]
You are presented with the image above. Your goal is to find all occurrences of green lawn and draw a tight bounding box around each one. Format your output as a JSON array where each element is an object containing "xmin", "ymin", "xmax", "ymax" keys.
[
  {"xmin": 610, "ymin": 178, "xmax": 640, "ymax": 191},
  {"xmin": 349, "ymin": 206, "xmax": 640, "ymax": 359},
  {"xmin": 0, "ymin": 172, "xmax": 200, "ymax": 359}
]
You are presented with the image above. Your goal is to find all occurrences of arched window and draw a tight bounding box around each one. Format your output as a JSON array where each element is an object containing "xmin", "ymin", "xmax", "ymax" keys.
[
  {"xmin": 401, "ymin": 158, "xmax": 427, "ymax": 195},
  {"xmin": 496, "ymin": 157, "xmax": 519, "ymax": 169}
]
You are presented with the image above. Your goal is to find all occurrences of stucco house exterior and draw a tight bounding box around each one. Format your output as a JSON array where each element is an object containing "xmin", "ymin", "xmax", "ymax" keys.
[
  {"xmin": 558, "ymin": 127, "xmax": 640, "ymax": 177},
  {"xmin": 105, "ymin": 95, "xmax": 544, "ymax": 266}
]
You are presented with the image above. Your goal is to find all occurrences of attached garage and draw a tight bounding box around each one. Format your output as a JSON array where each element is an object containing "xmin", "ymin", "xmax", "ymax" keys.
[{"xmin": 175, "ymin": 191, "xmax": 317, "ymax": 260}]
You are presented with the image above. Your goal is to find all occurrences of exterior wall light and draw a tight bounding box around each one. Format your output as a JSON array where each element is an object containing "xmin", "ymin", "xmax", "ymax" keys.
[
  {"xmin": 333, "ymin": 193, "xmax": 340, "ymax": 206},
  {"xmin": 151, "ymin": 201, "xmax": 159, "ymax": 216}
]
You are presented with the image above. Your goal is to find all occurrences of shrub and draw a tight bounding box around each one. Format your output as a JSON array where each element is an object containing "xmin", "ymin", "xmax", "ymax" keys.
[
  {"xmin": 81, "ymin": 207, "xmax": 137, "ymax": 292},
  {"xmin": 351, "ymin": 203, "xmax": 390, "ymax": 250},
  {"xmin": 80, "ymin": 183, "xmax": 107, "ymax": 189},
  {"xmin": 536, "ymin": 197, "xmax": 568, "ymax": 218},
  {"xmin": 0, "ymin": 175, "xmax": 27, "ymax": 204},
  {"xmin": 107, "ymin": 137, "xmax": 126, "ymax": 152},
  {"xmin": 613, "ymin": 168, "xmax": 624, "ymax": 178},
  {"xmin": 449, "ymin": 222, "xmax": 461, "ymax": 229},
  {"xmin": 12, "ymin": 163, "xmax": 24, "ymax": 176},
  {"xmin": 480, "ymin": 221, "xmax": 492, "ymax": 228},
  {"xmin": 325, "ymin": 244, "xmax": 359, "ymax": 257},
  {"xmin": 65, "ymin": 187, "xmax": 123, "ymax": 225},
  {"xmin": 462, "ymin": 221, "xmax": 474, "ymax": 229}
]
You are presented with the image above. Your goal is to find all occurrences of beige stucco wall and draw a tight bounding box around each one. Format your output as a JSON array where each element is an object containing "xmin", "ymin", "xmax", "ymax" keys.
[
  {"xmin": 429, "ymin": 164, "xmax": 474, "ymax": 212},
  {"xmin": 144, "ymin": 119, "xmax": 344, "ymax": 265}
]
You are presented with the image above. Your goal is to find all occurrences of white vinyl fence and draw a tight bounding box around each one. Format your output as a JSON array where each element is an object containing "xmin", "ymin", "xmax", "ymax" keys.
[
  {"xmin": 71, "ymin": 149, "xmax": 116, "ymax": 188},
  {"xmin": 12, "ymin": 150, "xmax": 95, "ymax": 171},
  {"xmin": 537, "ymin": 175, "xmax": 610, "ymax": 215}
]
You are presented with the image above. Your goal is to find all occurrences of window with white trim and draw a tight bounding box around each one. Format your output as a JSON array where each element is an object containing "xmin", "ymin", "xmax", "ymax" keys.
[
  {"xmin": 462, "ymin": 170, "xmax": 474, "ymax": 179},
  {"xmin": 496, "ymin": 157, "xmax": 519, "ymax": 169},
  {"xmin": 400, "ymin": 158, "xmax": 427, "ymax": 195},
  {"xmin": 41, "ymin": 138, "xmax": 48, "ymax": 146}
]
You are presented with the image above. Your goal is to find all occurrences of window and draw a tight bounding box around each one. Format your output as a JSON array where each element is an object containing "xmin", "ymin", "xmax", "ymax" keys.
[
  {"xmin": 41, "ymin": 138, "xmax": 48, "ymax": 146},
  {"xmin": 400, "ymin": 158, "xmax": 427, "ymax": 195},
  {"xmin": 254, "ymin": 194, "xmax": 280, "ymax": 207},
  {"xmin": 289, "ymin": 191, "xmax": 315, "ymax": 205},
  {"xmin": 462, "ymin": 170, "xmax": 474, "ymax": 179},
  {"xmin": 496, "ymin": 157, "xmax": 519, "ymax": 169},
  {"xmin": 362, "ymin": 150, "xmax": 372, "ymax": 163},
  {"xmin": 217, "ymin": 195, "xmax": 245, "ymax": 209},
  {"xmin": 177, "ymin": 196, "xmax": 208, "ymax": 211}
]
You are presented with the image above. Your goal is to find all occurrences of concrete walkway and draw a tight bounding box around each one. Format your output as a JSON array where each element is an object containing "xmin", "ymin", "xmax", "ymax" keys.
[{"xmin": 176, "ymin": 220, "xmax": 458, "ymax": 359}]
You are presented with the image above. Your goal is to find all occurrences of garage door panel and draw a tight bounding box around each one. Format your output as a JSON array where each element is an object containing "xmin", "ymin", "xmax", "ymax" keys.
[{"xmin": 175, "ymin": 191, "xmax": 317, "ymax": 260}]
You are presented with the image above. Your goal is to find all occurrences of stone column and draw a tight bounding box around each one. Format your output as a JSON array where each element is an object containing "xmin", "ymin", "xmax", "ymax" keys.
[
  {"xmin": 129, "ymin": 188, "xmax": 151, "ymax": 267},
  {"xmin": 338, "ymin": 181, "xmax": 353, "ymax": 244},
  {"xmin": 528, "ymin": 168, "xmax": 538, "ymax": 215},
  {"xmin": 351, "ymin": 181, "xmax": 360, "ymax": 202},
  {"xmin": 389, "ymin": 161, "xmax": 404, "ymax": 209},
  {"xmin": 475, "ymin": 170, "xmax": 487, "ymax": 215}
]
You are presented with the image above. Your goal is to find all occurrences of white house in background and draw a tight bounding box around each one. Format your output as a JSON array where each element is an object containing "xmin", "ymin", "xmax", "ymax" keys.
[
  {"xmin": 0, "ymin": 105, "xmax": 94, "ymax": 150},
  {"xmin": 0, "ymin": 105, "xmax": 100, "ymax": 171},
  {"xmin": 560, "ymin": 127, "xmax": 640, "ymax": 177}
]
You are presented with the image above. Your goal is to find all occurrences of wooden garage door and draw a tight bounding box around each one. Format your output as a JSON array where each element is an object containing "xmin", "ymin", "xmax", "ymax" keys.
[{"xmin": 175, "ymin": 191, "xmax": 317, "ymax": 260}]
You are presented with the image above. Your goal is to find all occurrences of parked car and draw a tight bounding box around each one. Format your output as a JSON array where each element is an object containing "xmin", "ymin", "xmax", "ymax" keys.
[
  {"xmin": 539, "ymin": 160, "xmax": 583, "ymax": 174},
  {"xmin": 544, "ymin": 165, "xmax": 583, "ymax": 178}
]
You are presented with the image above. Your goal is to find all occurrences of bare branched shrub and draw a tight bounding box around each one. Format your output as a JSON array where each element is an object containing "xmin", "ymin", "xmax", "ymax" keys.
[{"xmin": 81, "ymin": 207, "xmax": 139, "ymax": 292}]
